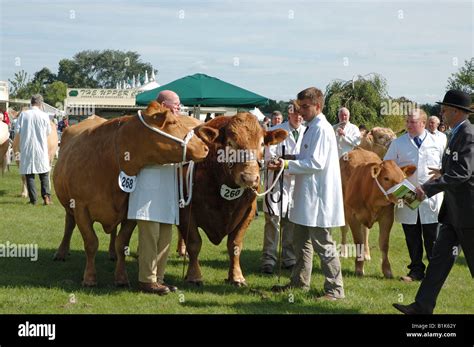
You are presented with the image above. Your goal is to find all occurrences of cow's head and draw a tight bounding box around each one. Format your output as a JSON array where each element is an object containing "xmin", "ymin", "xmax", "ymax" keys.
[
  {"xmin": 142, "ymin": 101, "xmax": 218, "ymax": 162},
  {"xmin": 370, "ymin": 160, "xmax": 417, "ymax": 204},
  {"xmin": 206, "ymin": 113, "xmax": 287, "ymax": 189}
]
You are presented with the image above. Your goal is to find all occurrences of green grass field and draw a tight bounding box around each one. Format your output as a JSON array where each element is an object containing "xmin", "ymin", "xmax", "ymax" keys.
[{"xmin": 0, "ymin": 164, "xmax": 472, "ymax": 314}]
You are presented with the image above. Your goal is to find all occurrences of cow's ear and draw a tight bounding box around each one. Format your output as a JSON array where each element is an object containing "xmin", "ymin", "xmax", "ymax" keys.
[
  {"xmin": 196, "ymin": 125, "xmax": 219, "ymax": 145},
  {"xmin": 265, "ymin": 129, "xmax": 288, "ymax": 145},
  {"xmin": 143, "ymin": 101, "xmax": 165, "ymax": 116},
  {"xmin": 400, "ymin": 165, "xmax": 417, "ymax": 177},
  {"xmin": 370, "ymin": 164, "xmax": 382, "ymax": 178}
]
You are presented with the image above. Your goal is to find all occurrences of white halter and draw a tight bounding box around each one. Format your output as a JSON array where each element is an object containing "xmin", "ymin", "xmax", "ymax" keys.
[{"xmin": 137, "ymin": 110, "xmax": 195, "ymax": 207}]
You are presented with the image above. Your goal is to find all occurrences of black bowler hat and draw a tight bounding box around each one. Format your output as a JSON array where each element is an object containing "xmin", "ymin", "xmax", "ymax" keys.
[{"xmin": 436, "ymin": 90, "xmax": 473, "ymax": 113}]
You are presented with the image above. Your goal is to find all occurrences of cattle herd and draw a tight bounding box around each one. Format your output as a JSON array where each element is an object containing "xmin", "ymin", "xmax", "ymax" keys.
[{"xmin": 0, "ymin": 102, "xmax": 407, "ymax": 288}]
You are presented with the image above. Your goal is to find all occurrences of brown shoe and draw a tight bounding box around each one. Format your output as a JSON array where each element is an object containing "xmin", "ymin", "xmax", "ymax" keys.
[
  {"xmin": 139, "ymin": 282, "xmax": 170, "ymax": 295},
  {"xmin": 43, "ymin": 195, "xmax": 53, "ymax": 206}
]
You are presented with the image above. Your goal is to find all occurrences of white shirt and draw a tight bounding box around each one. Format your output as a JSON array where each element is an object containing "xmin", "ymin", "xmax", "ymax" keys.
[
  {"xmin": 263, "ymin": 122, "xmax": 306, "ymax": 217},
  {"xmin": 127, "ymin": 164, "xmax": 180, "ymax": 224},
  {"xmin": 429, "ymin": 129, "xmax": 447, "ymax": 149},
  {"xmin": 384, "ymin": 130, "xmax": 445, "ymax": 224},
  {"xmin": 16, "ymin": 106, "xmax": 52, "ymax": 174},
  {"xmin": 287, "ymin": 114, "xmax": 345, "ymax": 228},
  {"xmin": 333, "ymin": 121, "xmax": 361, "ymax": 158}
]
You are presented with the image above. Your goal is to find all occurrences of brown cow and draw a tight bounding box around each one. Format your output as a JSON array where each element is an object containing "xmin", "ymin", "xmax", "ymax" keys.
[
  {"xmin": 176, "ymin": 113, "xmax": 287, "ymax": 286},
  {"xmin": 340, "ymin": 148, "xmax": 416, "ymax": 278},
  {"xmin": 358, "ymin": 127, "xmax": 396, "ymax": 159},
  {"xmin": 53, "ymin": 101, "xmax": 218, "ymax": 287},
  {"xmin": 12, "ymin": 120, "xmax": 59, "ymax": 197}
]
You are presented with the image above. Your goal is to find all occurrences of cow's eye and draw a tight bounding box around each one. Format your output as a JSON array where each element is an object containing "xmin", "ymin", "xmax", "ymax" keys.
[{"xmin": 383, "ymin": 177, "xmax": 389, "ymax": 181}]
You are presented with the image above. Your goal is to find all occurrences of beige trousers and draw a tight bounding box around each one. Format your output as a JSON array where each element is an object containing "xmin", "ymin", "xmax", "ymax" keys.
[
  {"xmin": 262, "ymin": 213, "xmax": 296, "ymax": 268},
  {"xmin": 290, "ymin": 224, "xmax": 345, "ymax": 298},
  {"xmin": 137, "ymin": 220, "xmax": 173, "ymax": 284}
]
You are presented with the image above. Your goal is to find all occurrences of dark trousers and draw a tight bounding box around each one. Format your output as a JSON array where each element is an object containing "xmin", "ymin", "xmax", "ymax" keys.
[
  {"xmin": 25, "ymin": 172, "xmax": 50, "ymax": 204},
  {"xmin": 415, "ymin": 223, "xmax": 465, "ymax": 313},
  {"xmin": 401, "ymin": 214, "xmax": 438, "ymax": 279}
]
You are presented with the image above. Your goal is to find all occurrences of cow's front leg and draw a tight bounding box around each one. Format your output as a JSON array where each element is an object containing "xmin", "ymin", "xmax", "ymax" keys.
[
  {"xmin": 114, "ymin": 220, "xmax": 136, "ymax": 286},
  {"xmin": 181, "ymin": 220, "xmax": 203, "ymax": 285},
  {"xmin": 378, "ymin": 206, "xmax": 394, "ymax": 279}
]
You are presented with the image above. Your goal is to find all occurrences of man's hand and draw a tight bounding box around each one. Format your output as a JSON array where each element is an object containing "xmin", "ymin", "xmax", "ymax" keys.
[
  {"xmin": 415, "ymin": 186, "xmax": 426, "ymax": 201},
  {"xmin": 267, "ymin": 158, "xmax": 283, "ymax": 171},
  {"xmin": 337, "ymin": 128, "xmax": 345, "ymax": 136},
  {"xmin": 427, "ymin": 167, "xmax": 441, "ymax": 181}
]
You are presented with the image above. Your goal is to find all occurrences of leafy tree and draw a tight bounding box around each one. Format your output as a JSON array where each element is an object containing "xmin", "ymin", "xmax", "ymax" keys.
[
  {"xmin": 324, "ymin": 73, "xmax": 388, "ymax": 126},
  {"xmin": 8, "ymin": 70, "xmax": 41, "ymax": 100},
  {"xmin": 57, "ymin": 49, "xmax": 156, "ymax": 88},
  {"xmin": 44, "ymin": 81, "xmax": 67, "ymax": 107},
  {"xmin": 447, "ymin": 58, "xmax": 473, "ymax": 94}
]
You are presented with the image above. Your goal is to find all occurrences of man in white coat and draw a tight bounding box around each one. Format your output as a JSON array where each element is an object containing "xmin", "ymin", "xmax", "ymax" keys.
[
  {"xmin": 16, "ymin": 94, "xmax": 52, "ymax": 205},
  {"xmin": 270, "ymin": 87, "xmax": 345, "ymax": 300},
  {"xmin": 384, "ymin": 109, "xmax": 445, "ymax": 282},
  {"xmin": 427, "ymin": 116, "xmax": 447, "ymax": 148},
  {"xmin": 261, "ymin": 101, "xmax": 305, "ymax": 274},
  {"xmin": 333, "ymin": 107, "xmax": 361, "ymax": 158},
  {"xmin": 128, "ymin": 90, "xmax": 182, "ymax": 295}
]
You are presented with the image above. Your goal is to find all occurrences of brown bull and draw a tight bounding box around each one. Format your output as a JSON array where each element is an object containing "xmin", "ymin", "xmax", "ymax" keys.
[
  {"xmin": 175, "ymin": 113, "xmax": 287, "ymax": 286},
  {"xmin": 53, "ymin": 101, "xmax": 217, "ymax": 286},
  {"xmin": 340, "ymin": 148, "xmax": 416, "ymax": 278}
]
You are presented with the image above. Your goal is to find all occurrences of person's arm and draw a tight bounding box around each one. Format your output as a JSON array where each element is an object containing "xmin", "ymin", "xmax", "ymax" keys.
[
  {"xmin": 340, "ymin": 124, "xmax": 361, "ymax": 147},
  {"xmin": 423, "ymin": 132, "xmax": 473, "ymax": 197},
  {"xmin": 287, "ymin": 127, "xmax": 331, "ymax": 174}
]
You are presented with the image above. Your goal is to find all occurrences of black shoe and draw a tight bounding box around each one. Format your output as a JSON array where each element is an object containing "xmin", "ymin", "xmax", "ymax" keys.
[
  {"xmin": 261, "ymin": 264, "xmax": 274, "ymax": 274},
  {"xmin": 392, "ymin": 302, "xmax": 431, "ymax": 315},
  {"xmin": 163, "ymin": 283, "xmax": 178, "ymax": 292},
  {"xmin": 283, "ymin": 263, "xmax": 295, "ymax": 271}
]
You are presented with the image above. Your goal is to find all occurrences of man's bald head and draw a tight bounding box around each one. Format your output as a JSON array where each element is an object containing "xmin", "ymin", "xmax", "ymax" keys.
[{"xmin": 156, "ymin": 90, "xmax": 181, "ymax": 115}]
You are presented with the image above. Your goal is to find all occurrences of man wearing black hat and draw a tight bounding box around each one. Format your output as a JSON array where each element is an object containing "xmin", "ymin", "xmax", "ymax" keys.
[{"xmin": 393, "ymin": 90, "xmax": 473, "ymax": 314}]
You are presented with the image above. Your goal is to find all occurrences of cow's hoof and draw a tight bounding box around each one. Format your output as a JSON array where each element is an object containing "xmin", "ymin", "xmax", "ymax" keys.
[
  {"xmin": 53, "ymin": 252, "xmax": 67, "ymax": 261},
  {"xmin": 364, "ymin": 254, "xmax": 372, "ymax": 261},
  {"xmin": 383, "ymin": 272, "xmax": 394, "ymax": 279},
  {"xmin": 355, "ymin": 270, "xmax": 364, "ymax": 277},
  {"xmin": 186, "ymin": 279, "xmax": 203, "ymax": 286},
  {"xmin": 114, "ymin": 280, "xmax": 130, "ymax": 288},
  {"xmin": 82, "ymin": 280, "xmax": 97, "ymax": 287},
  {"xmin": 226, "ymin": 279, "xmax": 248, "ymax": 287}
]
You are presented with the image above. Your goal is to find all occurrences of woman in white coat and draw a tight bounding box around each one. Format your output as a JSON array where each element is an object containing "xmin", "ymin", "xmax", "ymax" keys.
[
  {"xmin": 384, "ymin": 108, "xmax": 445, "ymax": 282},
  {"xmin": 270, "ymin": 87, "xmax": 345, "ymax": 300}
]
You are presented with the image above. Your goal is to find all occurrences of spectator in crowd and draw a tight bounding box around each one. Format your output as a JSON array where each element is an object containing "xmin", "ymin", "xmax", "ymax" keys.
[
  {"xmin": 394, "ymin": 89, "xmax": 473, "ymax": 314},
  {"xmin": 261, "ymin": 100, "xmax": 305, "ymax": 274},
  {"xmin": 261, "ymin": 116, "xmax": 271, "ymax": 131},
  {"xmin": 270, "ymin": 87, "xmax": 345, "ymax": 301},
  {"xmin": 427, "ymin": 115, "xmax": 447, "ymax": 147},
  {"xmin": 271, "ymin": 111, "xmax": 283, "ymax": 127},
  {"xmin": 438, "ymin": 122, "xmax": 447, "ymax": 133},
  {"xmin": 333, "ymin": 107, "xmax": 361, "ymax": 158},
  {"xmin": 384, "ymin": 108, "xmax": 445, "ymax": 283},
  {"xmin": 128, "ymin": 90, "xmax": 182, "ymax": 295},
  {"xmin": 58, "ymin": 116, "xmax": 69, "ymax": 133},
  {"xmin": 204, "ymin": 113, "xmax": 213, "ymax": 122},
  {"xmin": 16, "ymin": 94, "xmax": 52, "ymax": 206}
]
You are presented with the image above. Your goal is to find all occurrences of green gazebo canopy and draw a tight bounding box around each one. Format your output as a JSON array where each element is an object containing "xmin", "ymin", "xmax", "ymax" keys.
[{"xmin": 136, "ymin": 73, "xmax": 269, "ymax": 107}]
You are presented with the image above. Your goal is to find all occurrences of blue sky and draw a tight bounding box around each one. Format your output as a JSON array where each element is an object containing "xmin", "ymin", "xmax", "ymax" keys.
[{"xmin": 0, "ymin": 0, "xmax": 472, "ymax": 104}]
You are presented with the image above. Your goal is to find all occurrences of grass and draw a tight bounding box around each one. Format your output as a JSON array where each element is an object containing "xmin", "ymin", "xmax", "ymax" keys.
[{"xmin": 0, "ymin": 164, "xmax": 472, "ymax": 314}]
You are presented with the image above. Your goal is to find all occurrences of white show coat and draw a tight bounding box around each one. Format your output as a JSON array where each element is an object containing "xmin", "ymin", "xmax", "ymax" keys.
[
  {"xmin": 127, "ymin": 164, "xmax": 180, "ymax": 225},
  {"xmin": 333, "ymin": 121, "xmax": 361, "ymax": 158},
  {"xmin": 263, "ymin": 122, "xmax": 306, "ymax": 217},
  {"xmin": 16, "ymin": 106, "xmax": 52, "ymax": 175},
  {"xmin": 429, "ymin": 130, "xmax": 447, "ymax": 149},
  {"xmin": 384, "ymin": 130, "xmax": 445, "ymax": 224},
  {"xmin": 287, "ymin": 114, "xmax": 345, "ymax": 228}
]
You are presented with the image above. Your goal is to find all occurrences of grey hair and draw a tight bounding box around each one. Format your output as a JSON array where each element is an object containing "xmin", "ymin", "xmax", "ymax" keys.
[
  {"xmin": 31, "ymin": 94, "xmax": 44, "ymax": 105},
  {"xmin": 428, "ymin": 115, "xmax": 441, "ymax": 124}
]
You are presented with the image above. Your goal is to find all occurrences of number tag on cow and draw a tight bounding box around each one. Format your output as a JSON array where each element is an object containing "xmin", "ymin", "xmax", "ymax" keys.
[
  {"xmin": 220, "ymin": 184, "xmax": 244, "ymax": 200},
  {"xmin": 118, "ymin": 171, "xmax": 136, "ymax": 193}
]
